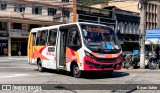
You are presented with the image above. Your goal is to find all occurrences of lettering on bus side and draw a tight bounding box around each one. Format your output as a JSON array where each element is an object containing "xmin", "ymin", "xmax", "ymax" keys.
[{"xmin": 46, "ymin": 52, "xmax": 54, "ymax": 56}]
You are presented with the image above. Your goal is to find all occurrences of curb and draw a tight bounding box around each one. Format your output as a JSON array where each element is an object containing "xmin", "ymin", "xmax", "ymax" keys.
[{"xmin": 0, "ymin": 56, "xmax": 27, "ymax": 60}]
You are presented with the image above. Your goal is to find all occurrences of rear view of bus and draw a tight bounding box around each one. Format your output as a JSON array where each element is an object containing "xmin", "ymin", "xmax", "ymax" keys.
[{"xmin": 79, "ymin": 23, "xmax": 123, "ymax": 74}]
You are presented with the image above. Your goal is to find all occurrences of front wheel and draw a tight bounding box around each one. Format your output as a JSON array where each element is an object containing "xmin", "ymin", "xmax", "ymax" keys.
[{"xmin": 72, "ymin": 65, "xmax": 82, "ymax": 78}]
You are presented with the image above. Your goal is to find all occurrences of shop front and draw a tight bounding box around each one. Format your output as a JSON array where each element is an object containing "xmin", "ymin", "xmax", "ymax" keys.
[
  {"xmin": 0, "ymin": 21, "xmax": 8, "ymax": 56},
  {"xmin": 0, "ymin": 39, "xmax": 8, "ymax": 56},
  {"xmin": 11, "ymin": 38, "xmax": 28, "ymax": 56},
  {"xmin": 9, "ymin": 22, "xmax": 29, "ymax": 56}
]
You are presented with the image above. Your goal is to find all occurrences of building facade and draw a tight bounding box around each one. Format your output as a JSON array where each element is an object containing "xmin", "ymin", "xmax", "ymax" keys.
[
  {"xmin": 0, "ymin": 0, "xmax": 74, "ymax": 56},
  {"xmin": 77, "ymin": 5, "xmax": 116, "ymax": 31},
  {"xmin": 107, "ymin": 0, "xmax": 160, "ymax": 29},
  {"xmin": 115, "ymin": 8, "xmax": 140, "ymax": 51},
  {"xmin": 146, "ymin": 1, "xmax": 160, "ymax": 29}
]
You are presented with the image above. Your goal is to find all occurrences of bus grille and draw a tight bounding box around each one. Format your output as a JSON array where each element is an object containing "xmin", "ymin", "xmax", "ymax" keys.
[{"xmin": 95, "ymin": 56, "xmax": 121, "ymax": 63}]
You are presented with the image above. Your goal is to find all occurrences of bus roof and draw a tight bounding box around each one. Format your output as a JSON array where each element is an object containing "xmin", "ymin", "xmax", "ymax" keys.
[{"xmin": 30, "ymin": 22, "xmax": 108, "ymax": 33}]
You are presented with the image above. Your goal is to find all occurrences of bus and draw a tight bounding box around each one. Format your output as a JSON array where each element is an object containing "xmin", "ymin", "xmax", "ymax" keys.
[{"xmin": 27, "ymin": 22, "xmax": 123, "ymax": 78}]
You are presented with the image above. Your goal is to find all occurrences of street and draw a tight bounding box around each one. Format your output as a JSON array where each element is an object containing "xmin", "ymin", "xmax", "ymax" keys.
[{"xmin": 0, "ymin": 57, "xmax": 160, "ymax": 93}]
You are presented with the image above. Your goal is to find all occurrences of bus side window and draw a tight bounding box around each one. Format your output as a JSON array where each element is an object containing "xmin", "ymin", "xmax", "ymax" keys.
[
  {"xmin": 36, "ymin": 31, "xmax": 41, "ymax": 46},
  {"xmin": 48, "ymin": 29, "xmax": 57, "ymax": 46},
  {"xmin": 36, "ymin": 30, "xmax": 48, "ymax": 46},
  {"xmin": 67, "ymin": 27, "xmax": 81, "ymax": 46},
  {"xmin": 40, "ymin": 30, "xmax": 48, "ymax": 46},
  {"xmin": 32, "ymin": 33, "xmax": 36, "ymax": 46}
]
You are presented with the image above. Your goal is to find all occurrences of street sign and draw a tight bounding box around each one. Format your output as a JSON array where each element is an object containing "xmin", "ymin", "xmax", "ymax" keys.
[
  {"xmin": 145, "ymin": 28, "xmax": 160, "ymax": 44},
  {"xmin": 146, "ymin": 28, "xmax": 160, "ymax": 39}
]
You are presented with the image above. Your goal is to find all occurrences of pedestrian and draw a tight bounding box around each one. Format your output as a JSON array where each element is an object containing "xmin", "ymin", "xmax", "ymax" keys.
[{"xmin": 18, "ymin": 46, "xmax": 21, "ymax": 56}]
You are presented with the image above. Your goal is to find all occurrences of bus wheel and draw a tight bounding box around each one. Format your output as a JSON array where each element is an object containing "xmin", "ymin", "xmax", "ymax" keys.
[
  {"xmin": 72, "ymin": 65, "xmax": 82, "ymax": 78},
  {"xmin": 38, "ymin": 60, "xmax": 44, "ymax": 72}
]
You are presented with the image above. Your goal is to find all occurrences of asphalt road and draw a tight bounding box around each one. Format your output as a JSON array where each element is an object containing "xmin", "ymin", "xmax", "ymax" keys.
[{"xmin": 0, "ymin": 57, "xmax": 160, "ymax": 93}]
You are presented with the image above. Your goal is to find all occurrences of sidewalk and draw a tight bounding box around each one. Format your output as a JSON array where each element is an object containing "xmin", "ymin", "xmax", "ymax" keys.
[{"xmin": 0, "ymin": 56, "xmax": 27, "ymax": 60}]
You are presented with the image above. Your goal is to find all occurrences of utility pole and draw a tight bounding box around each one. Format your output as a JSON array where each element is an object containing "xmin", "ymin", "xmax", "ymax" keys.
[
  {"xmin": 61, "ymin": 0, "xmax": 77, "ymax": 24},
  {"xmin": 139, "ymin": 0, "xmax": 147, "ymax": 69}
]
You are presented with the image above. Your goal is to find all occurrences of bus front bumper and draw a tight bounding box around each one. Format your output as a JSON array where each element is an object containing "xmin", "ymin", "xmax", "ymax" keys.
[{"xmin": 84, "ymin": 56, "xmax": 123, "ymax": 71}]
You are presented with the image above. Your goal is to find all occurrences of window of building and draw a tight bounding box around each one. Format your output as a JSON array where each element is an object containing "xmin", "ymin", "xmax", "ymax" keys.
[
  {"xmin": 14, "ymin": 4, "xmax": 25, "ymax": 12},
  {"xmin": 120, "ymin": 22, "xmax": 124, "ymax": 33},
  {"xmin": 62, "ymin": 0, "xmax": 69, "ymax": 2},
  {"xmin": 135, "ymin": 24, "xmax": 139, "ymax": 33},
  {"xmin": 48, "ymin": 8, "xmax": 57, "ymax": 16},
  {"xmin": 62, "ymin": 9, "xmax": 70, "ymax": 18},
  {"xmin": 155, "ymin": 5, "xmax": 157, "ymax": 14},
  {"xmin": 36, "ymin": 30, "xmax": 48, "ymax": 46},
  {"xmin": 48, "ymin": 29, "xmax": 57, "ymax": 46},
  {"xmin": 131, "ymin": 23, "xmax": 134, "ymax": 34},
  {"xmin": 0, "ymin": 22, "xmax": 7, "ymax": 31},
  {"xmin": 32, "ymin": 6, "xmax": 42, "ymax": 15},
  {"xmin": 123, "ymin": 23, "xmax": 127, "ymax": 34},
  {"xmin": 0, "ymin": 1, "xmax": 7, "ymax": 10},
  {"xmin": 11, "ymin": 23, "xmax": 26, "ymax": 32}
]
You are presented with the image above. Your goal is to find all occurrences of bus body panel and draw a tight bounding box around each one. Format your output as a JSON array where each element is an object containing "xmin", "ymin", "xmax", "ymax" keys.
[
  {"xmin": 28, "ymin": 32, "xmax": 34, "ymax": 64},
  {"xmin": 65, "ymin": 47, "xmax": 85, "ymax": 71},
  {"xmin": 29, "ymin": 46, "xmax": 57, "ymax": 69}
]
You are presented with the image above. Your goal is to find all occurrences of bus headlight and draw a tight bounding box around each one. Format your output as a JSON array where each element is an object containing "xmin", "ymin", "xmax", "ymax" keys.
[{"xmin": 84, "ymin": 51, "xmax": 96, "ymax": 60}]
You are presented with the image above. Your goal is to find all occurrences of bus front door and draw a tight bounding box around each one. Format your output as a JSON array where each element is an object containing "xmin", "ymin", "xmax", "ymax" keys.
[{"xmin": 57, "ymin": 29, "xmax": 68, "ymax": 69}]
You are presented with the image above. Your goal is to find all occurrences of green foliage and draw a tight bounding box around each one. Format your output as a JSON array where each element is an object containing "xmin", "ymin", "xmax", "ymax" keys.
[{"xmin": 78, "ymin": 0, "xmax": 108, "ymax": 6}]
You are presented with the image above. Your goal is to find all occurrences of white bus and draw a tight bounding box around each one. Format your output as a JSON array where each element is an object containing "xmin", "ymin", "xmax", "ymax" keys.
[{"xmin": 28, "ymin": 22, "xmax": 123, "ymax": 78}]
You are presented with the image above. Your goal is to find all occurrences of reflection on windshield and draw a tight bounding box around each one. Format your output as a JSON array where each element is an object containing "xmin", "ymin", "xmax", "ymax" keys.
[{"xmin": 80, "ymin": 24, "xmax": 121, "ymax": 50}]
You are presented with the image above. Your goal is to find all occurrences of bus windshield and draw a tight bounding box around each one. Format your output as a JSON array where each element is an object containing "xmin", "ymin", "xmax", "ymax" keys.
[{"xmin": 80, "ymin": 24, "xmax": 121, "ymax": 53}]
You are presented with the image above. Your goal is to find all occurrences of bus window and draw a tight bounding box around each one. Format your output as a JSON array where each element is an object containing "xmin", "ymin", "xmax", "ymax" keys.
[
  {"xmin": 67, "ymin": 27, "xmax": 81, "ymax": 46},
  {"xmin": 32, "ymin": 33, "xmax": 36, "ymax": 46},
  {"xmin": 36, "ymin": 30, "xmax": 48, "ymax": 46},
  {"xmin": 36, "ymin": 31, "xmax": 40, "ymax": 46},
  {"xmin": 48, "ymin": 29, "xmax": 57, "ymax": 46}
]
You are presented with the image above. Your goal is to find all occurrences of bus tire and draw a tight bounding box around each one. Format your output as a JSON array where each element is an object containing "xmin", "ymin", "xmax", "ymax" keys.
[
  {"xmin": 72, "ymin": 64, "xmax": 82, "ymax": 78},
  {"xmin": 38, "ymin": 60, "xmax": 44, "ymax": 72}
]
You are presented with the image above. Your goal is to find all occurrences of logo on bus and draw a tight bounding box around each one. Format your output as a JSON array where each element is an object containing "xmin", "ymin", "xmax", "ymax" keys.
[
  {"xmin": 98, "ymin": 54, "xmax": 105, "ymax": 57},
  {"xmin": 46, "ymin": 52, "xmax": 54, "ymax": 56}
]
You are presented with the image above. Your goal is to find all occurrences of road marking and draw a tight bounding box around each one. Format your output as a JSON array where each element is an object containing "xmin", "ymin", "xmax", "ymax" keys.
[
  {"xmin": 0, "ymin": 67, "xmax": 36, "ymax": 68},
  {"xmin": 0, "ymin": 74, "xmax": 29, "ymax": 78}
]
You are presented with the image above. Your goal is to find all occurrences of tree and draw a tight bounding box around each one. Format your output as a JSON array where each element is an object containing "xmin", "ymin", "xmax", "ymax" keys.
[{"xmin": 78, "ymin": 0, "xmax": 108, "ymax": 6}]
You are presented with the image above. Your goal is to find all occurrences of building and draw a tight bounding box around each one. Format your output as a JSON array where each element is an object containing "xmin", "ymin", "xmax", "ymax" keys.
[
  {"xmin": 103, "ymin": 6, "xmax": 140, "ymax": 51},
  {"xmin": 76, "ymin": 5, "xmax": 116, "ymax": 30},
  {"xmin": 106, "ymin": 0, "xmax": 160, "ymax": 29},
  {"xmin": 106, "ymin": 0, "xmax": 160, "ymax": 49},
  {"xmin": 146, "ymin": 1, "xmax": 160, "ymax": 29},
  {"xmin": 0, "ymin": 0, "xmax": 74, "ymax": 56}
]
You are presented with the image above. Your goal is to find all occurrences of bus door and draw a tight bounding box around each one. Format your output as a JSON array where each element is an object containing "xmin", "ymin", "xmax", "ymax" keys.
[
  {"xmin": 47, "ymin": 29, "xmax": 58, "ymax": 69},
  {"xmin": 57, "ymin": 27, "xmax": 68, "ymax": 68},
  {"xmin": 57, "ymin": 25, "xmax": 81, "ymax": 69},
  {"xmin": 28, "ymin": 32, "xmax": 36, "ymax": 64}
]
